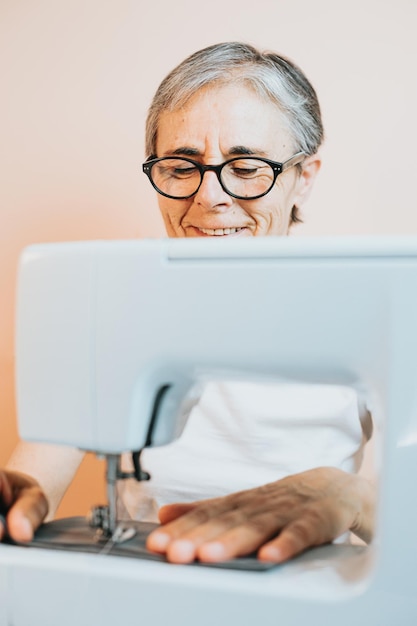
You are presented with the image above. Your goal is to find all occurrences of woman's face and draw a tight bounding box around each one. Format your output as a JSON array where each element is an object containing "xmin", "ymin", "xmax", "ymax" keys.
[{"xmin": 155, "ymin": 83, "xmax": 320, "ymax": 238}]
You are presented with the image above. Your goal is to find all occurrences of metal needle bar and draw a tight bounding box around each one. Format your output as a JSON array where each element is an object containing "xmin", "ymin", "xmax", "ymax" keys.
[{"xmin": 105, "ymin": 454, "xmax": 119, "ymax": 536}]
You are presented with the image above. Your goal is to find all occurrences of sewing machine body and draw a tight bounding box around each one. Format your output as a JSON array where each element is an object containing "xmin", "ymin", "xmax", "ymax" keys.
[{"xmin": 1, "ymin": 236, "xmax": 417, "ymax": 624}]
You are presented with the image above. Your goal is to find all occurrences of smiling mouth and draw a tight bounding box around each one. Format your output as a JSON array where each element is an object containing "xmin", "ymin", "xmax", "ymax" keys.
[{"xmin": 197, "ymin": 227, "xmax": 244, "ymax": 236}]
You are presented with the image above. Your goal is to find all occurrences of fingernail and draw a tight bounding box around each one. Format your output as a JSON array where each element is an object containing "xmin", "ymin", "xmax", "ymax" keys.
[
  {"xmin": 168, "ymin": 540, "xmax": 196, "ymax": 562},
  {"xmin": 15, "ymin": 517, "xmax": 33, "ymax": 542},
  {"xmin": 148, "ymin": 531, "xmax": 170, "ymax": 551},
  {"xmin": 259, "ymin": 545, "xmax": 282, "ymax": 562},
  {"xmin": 199, "ymin": 542, "xmax": 226, "ymax": 561}
]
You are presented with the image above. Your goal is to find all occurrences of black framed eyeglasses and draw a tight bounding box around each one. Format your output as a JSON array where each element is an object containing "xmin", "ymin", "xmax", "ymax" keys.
[{"xmin": 142, "ymin": 151, "xmax": 306, "ymax": 201}]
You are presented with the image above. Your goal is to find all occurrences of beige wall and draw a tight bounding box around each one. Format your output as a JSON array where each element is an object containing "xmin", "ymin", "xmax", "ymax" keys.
[{"xmin": 1, "ymin": 0, "xmax": 415, "ymax": 518}]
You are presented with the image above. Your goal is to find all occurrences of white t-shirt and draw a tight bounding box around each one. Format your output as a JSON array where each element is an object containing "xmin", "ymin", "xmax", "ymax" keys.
[{"xmin": 118, "ymin": 380, "xmax": 372, "ymax": 523}]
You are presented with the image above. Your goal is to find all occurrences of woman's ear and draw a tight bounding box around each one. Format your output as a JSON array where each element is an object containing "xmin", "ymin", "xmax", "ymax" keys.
[{"xmin": 293, "ymin": 152, "xmax": 322, "ymax": 209}]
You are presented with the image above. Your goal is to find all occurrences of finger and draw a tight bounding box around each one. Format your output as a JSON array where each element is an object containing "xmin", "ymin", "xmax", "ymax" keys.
[
  {"xmin": 6, "ymin": 486, "xmax": 49, "ymax": 543},
  {"xmin": 158, "ymin": 502, "xmax": 196, "ymax": 525},
  {"xmin": 258, "ymin": 510, "xmax": 329, "ymax": 563},
  {"xmin": 160, "ymin": 510, "xmax": 280, "ymax": 564},
  {"xmin": 0, "ymin": 471, "xmax": 14, "ymax": 509},
  {"xmin": 148, "ymin": 497, "xmax": 228, "ymax": 553},
  {"xmin": 197, "ymin": 511, "xmax": 281, "ymax": 563},
  {"xmin": 147, "ymin": 505, "xmax": 212, "ymax": 559},
  {"xmin": 148, "ymin": 501, "xmax": 233, "ymax": 562},
  {"xmin": 148, "ymin": 503, "xmax": 202, "ymax": 561},
  {"xmin": 163, "ymin": 509, "xmax": 255, "ymax": 564},
  {"xmin": 0, "ymin": 472, "xmax": 14, "ymax": 541},
  {"xmin": 149, "ymin": 492, "xmax": 289, "ymax": 562}
]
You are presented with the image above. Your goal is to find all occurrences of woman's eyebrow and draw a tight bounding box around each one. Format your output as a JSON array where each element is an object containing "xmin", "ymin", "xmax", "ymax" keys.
[
  {"xmin": 165, "ymin": 147, "xmax": 201, "ymax": 156},
  {"xmin": 163, "ymin": 146, "xmax": 269, "ymax": 157},
  {"xmin": 228, "ymin": 145, "xmax": 268, "ymax": 156}
]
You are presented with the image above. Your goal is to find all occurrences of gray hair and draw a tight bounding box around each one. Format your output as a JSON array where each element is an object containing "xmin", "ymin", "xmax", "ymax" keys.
[{"xmin": 145, "ymin": 41, "xmax": 324, "ymax": 158}]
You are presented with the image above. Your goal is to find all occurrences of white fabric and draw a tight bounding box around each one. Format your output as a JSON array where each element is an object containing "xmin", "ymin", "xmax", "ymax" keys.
[{"xmin": 118, "ymin": 381, "xmax": 371, "ymax": 523}]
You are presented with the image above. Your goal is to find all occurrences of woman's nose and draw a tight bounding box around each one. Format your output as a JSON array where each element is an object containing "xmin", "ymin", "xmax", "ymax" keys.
[{"xmin": 193, "ymin": 170, "xmax": 234, "ymax": 210}]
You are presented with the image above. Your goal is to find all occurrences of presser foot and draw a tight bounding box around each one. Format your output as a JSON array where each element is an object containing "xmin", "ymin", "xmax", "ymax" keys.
[
  {"xmin": 88, "ymin": 505, "xmax": 137, "ymax": 544},
  {"xmin": 88, "ymin": 452, "xmax": 149, "ymax": 545}
]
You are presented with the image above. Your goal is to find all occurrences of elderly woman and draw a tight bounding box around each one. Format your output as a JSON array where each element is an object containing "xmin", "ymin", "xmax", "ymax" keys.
[{"xmin": 0, "ymin": 42, "xmax": 375, "ymax": 565}]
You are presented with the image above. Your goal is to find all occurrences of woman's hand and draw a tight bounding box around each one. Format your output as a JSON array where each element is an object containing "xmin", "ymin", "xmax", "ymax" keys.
[
  {"xmin": 0, "ymin": 469, "xmax": 49, "ymax": 542},
  {"xmin": 146, "ymin": 467, "xmax": 375, "ymax": 564}
]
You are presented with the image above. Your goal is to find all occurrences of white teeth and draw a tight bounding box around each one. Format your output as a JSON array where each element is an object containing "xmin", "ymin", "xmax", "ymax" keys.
[{"xmin": 199, "ymin": 227, "xmax": 241, "ymax": 236}]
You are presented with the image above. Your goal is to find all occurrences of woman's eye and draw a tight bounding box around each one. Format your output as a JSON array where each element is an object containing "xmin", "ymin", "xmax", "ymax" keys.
[
  {"xmin": 173, "ymin": 166, "xmax": 197, "ymax": 177},
  {"xmin": 157, "ymin": 164, "xmax": 197, "ymax": 179},
  {"xmin": 231, "ymin": 166, "xmax": 259, "ymax": 178},
  {"xmin": 227, "ymin": 159, "xmax": 271, "ymax": 178}
]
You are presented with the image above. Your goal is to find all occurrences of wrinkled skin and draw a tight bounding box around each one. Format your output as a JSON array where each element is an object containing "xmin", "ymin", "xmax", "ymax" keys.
[
  {"xmin": 146, "ymin": 467, "xmax": 374, "ymax": 563},
  {"xmin": 155, "ymin": 83, "xmax": 320, "ymax": 238}
]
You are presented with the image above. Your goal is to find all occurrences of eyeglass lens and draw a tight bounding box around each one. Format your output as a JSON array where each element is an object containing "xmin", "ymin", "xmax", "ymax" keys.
[{"xmin": 150, "ymin": 158, "xmax": 275, "ymax": 199}]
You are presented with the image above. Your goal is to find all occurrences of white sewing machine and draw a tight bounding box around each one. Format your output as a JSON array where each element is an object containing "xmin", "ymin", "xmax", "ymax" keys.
[{"xmin": 1, "ymin": 236, "xmax": 417, "ymax": 625}]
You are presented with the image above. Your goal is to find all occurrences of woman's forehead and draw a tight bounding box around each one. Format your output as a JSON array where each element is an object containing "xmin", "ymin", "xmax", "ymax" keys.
[{"xmin": 156, "ymin": 83, "xmax": 294, "ymax": 157}]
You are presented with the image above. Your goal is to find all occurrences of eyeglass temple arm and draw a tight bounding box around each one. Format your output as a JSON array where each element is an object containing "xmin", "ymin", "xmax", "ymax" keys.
[{"xmin": 282, "ymin": 151, "xmax": 306, "ymax": 171}]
